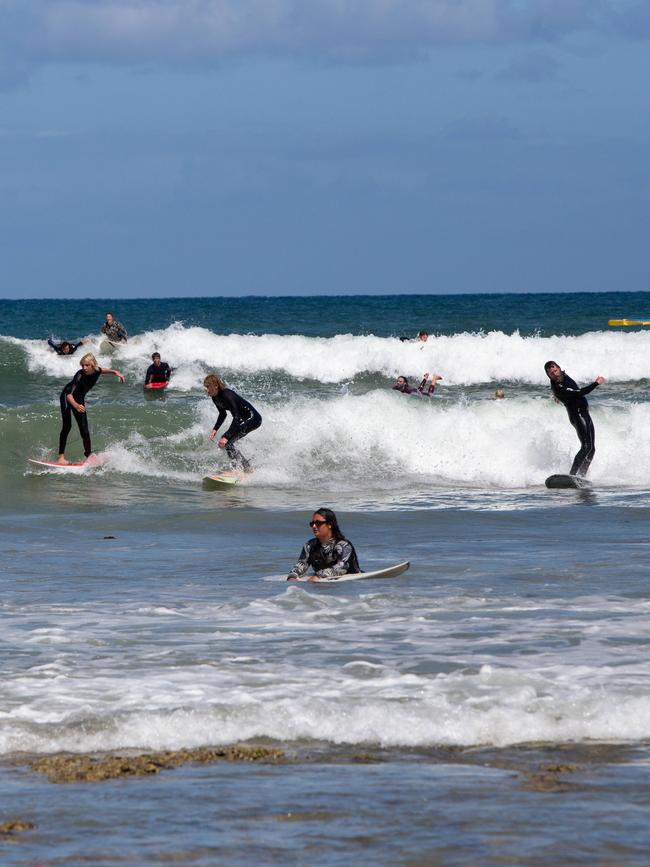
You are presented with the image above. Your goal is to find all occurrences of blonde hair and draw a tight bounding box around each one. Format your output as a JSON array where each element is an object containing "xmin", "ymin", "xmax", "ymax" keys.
[
  {"xmin": 80, "ymin": 353, "xmax": 100, "ymax": 372},
  {"xmin": 203, "ymin": 374, "xmax": 226, "ymax": 391}
]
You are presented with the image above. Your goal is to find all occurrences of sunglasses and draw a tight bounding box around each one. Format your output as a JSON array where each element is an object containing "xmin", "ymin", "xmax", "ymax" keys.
[{"xmin": 309, "ymin": 520, "xmax": 328, "ymax": 527}]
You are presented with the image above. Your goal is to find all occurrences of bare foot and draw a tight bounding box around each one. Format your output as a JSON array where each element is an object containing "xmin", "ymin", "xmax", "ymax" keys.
[{"xmin": 56, "ymin": 456, "xmax": 68, "ymax": 465}]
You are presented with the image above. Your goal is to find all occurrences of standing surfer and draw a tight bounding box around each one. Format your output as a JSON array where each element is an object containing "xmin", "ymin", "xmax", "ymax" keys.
[
  {"xmin": 203, "ymin": 374, "xmax": 262, "ymax": 472},
  {"xmin": 57, "ymin": 353, "xmax": 124, "ymax": 464},
  {"xmin": 544, "ymin": 361, "xmax": 605, "ymax": 477}
]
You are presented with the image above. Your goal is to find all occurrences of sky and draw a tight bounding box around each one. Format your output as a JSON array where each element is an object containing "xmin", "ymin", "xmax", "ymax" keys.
[{"xmin": 0, "ymin": 0, "xmax": 648, "ymax": 298}]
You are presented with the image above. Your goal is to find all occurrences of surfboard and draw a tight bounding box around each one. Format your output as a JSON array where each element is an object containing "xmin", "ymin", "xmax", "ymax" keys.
[
  {"xmin": 265, "ymin": 560, "xmax": 410, "ymax": 583},
  {"xmin": 144, "ymin": 381, "xmax": 169, "ymax": 390},
  {"xmin": 99, "ymin": 339, "xmax": 125, "ymax": 353},
  {"xmin": 202, "ymin": 472, "xmax": 243, "ymax": 490},
  {"xmin": 28, "ymin": 453, "xmax": 107, "ymax": 473},
  {"xmin": 545, "ymin": 474, "xmax": 592, "ymax": 490}
]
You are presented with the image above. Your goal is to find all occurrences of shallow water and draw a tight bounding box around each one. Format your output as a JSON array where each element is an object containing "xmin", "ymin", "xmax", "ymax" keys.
[{"xmin": 2, "ymin": 293, "xmax": 650, "ymax": 863}]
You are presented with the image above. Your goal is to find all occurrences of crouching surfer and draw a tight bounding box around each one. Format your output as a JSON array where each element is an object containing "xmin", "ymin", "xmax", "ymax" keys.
[
  {"xmin": 544, "ymin": 360, "xmax": 605, "ymax": 477},
  {"xmin": 203, "ymin": 374, "xmax": 262, "ymax": 473},
  {"xmin": 58, "ymin": 353, "xmax": 124, "ymax": 464},
  {"xmin": 287, "ymin": 508, "xmax": 361, "ymax": 582}
]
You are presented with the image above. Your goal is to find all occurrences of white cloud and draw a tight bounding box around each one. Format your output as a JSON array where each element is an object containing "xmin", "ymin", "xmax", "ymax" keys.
[{"xmin": 0, "ymin": 0, "xmax": 643, "ymax": 70}]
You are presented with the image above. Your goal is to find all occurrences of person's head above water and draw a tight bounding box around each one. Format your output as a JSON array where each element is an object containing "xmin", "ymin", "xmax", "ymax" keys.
[
  {"xmin": 152, "ymin": 352, "xmax": 161, "ymax": 365},
  {"xmin": 544, "ymin": 360, "xmax": 562, "ymax": 382},
  {"xmin": 60, "ymin": 341, "xmax": 72, "ymax": 354},
  {"xmin": 80, "ymin": 352, "xmax": 100, "ymax": 374},
  {"xmin": 417, "ymin": 331, "xmax": 429, "ymax": 342},
  {"xmin": 203, "ymin": 373, "xmax": 226, "ymax": 396},
  {"xmin": 309, "ymin": 507, "xmax": 345, "ymax": 544},
  {"xmin": 105, "ymin": 312, "xmax": 114, "ymax": 325}
]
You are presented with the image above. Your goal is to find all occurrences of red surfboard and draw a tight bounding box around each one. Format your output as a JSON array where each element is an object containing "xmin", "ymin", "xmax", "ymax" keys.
[{"xmin": 144, "ymin": 381, "xmax": 169, "ymax": 390}]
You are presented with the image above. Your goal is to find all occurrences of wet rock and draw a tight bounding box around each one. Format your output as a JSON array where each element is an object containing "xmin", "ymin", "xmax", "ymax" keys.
[{"xmin": 31, "ymin": 745, "xmax": 284, "ymax": 784}]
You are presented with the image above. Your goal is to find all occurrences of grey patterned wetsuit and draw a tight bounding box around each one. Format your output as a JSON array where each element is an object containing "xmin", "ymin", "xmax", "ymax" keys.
[{"xmin": 287, "ymin": 537, "xmax": 361, "ymax": 580}]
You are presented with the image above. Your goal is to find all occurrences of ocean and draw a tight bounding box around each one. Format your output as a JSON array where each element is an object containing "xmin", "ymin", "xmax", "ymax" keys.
[{"xmin": 2, "ymin": 291, "xmax": 650, "ymax": 864}]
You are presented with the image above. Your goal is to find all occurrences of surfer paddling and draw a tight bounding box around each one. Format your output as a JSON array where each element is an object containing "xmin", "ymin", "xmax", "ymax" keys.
[
  {"xmin": 203, "ymin": 374, "xmax": 262, "ymax": 473},
  {"xmin": 287, "ymin": 508, "xmax": 361, "ymax": 582},
  {"xmin": 393, "ymin": 372, "xmax": 442, "ymax": 396},
  {"xmin": 48, "ymin": 338, "xmax": 89, "ymax": 356},
  {"xmin": 544, "ymin": 361, "xmax": 605, "ymax": 477},
  {"xmin": 57, "ymin": 353, "xmax": 125, "ymax": 464}
]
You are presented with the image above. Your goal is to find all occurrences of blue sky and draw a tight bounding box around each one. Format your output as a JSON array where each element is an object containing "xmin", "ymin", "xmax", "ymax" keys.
[{"xmin": 1, "ymin": 1, "xmax": 648, "ymax": 298}]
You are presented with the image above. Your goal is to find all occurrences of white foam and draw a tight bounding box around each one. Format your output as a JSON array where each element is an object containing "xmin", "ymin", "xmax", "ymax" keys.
[{"xmin": 9, "ymin": 325, "xmax": 650, "ymax": 386}]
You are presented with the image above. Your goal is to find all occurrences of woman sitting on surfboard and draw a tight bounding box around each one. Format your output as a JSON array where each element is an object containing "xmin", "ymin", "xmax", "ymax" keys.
[
  {"xmin": 287, "ymin": 508, "xmax": 361, "ymax": 582},
  {"xmin": 203, "ymin": 374, "xmax": 262, "ymax": 472},
  {"xmin": 57, "ymin": 353, "xmax": 124, "ymax": 464}
]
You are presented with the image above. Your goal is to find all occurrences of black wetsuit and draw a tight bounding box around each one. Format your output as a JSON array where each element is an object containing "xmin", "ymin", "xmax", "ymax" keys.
[
  {"xmin": 59, "ymin": 369, "xmax": 101, "ymax": 457},
  {"xmin": 550, "ymin": 373, "xmax": 600, "ymax": 476},
  {"xmin": 211, "ymin": 388, "xmax": 262, "ymax": 471},
  {"xmin": 393, "ymin": 375, "xmax": 435, "ymax": 396},
  {"xmin": 288, "ymin": 537, "xmax": 361, "ymax": 580},
  {"xmin": 145, "ymin": 362, "xmax": 171, "ymax": 385},
  {"xmin": 48, "ymin": 339, "xmax": 84, "ymax": 356}
]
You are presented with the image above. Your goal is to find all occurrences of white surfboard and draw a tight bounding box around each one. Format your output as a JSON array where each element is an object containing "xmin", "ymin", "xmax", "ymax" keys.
[
  {"xmin": 264, "ymin": 560, "xmax": 410, "ymax": 584},
  {"xmin": 203, "ymin": 470, "xmax": 249, "ymax": 490},
  {"xmin": 28, "ymin": 454, "xmax": 107, "ymax": 474}
]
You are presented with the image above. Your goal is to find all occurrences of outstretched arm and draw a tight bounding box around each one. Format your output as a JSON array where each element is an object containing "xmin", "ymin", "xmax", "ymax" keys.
[{"xmin": 100, "ymin": 368, "xmax": 125, "ymax": 382}]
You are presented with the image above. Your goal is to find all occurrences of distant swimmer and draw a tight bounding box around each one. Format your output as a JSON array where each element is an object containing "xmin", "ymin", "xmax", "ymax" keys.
[
  {"xmin": 399, "ymin": 330, "xmax": 429, "ymax": 343},
  {"xmin": 494, "ymin": 388, "xmax": 505, "ymax": 400},
  {"xmin": 57, "ymin": 353, "xmax": 125, "ymax": 464},
  {"xmin": 544, "ymin": 360, "xmax": 605, "ymax": 477},
  {"xmin": 101, "ymin": 312, "xmax": 128, "ymax": 343},
  {"xmin": 144, "ymin": 352, "xmax": 171, "ymax": 385},
  {"xmin": 204, "ymin": 374, "xmax": 262, "ymax": 473},
  {"xmin": 48, "ymin": 338, "xmax": 88, "ymax": 356},
  {"xmin": 286, "ymin": 508, "xmax": 361, "ymax": 582},
  {"xmin": 393, "ymin": 372, "xmax": 442, "ymax": 396}
]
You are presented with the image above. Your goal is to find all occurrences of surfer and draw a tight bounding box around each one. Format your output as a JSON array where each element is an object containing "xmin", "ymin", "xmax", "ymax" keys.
[
  {"xmin": 48, "ymin": 338, "xmax": 88, "ymax": 356},
  {"xmin": 57, "ymin": 353, "xmax": 125, "ymax": 464},
  {"xmin": 203, "ymin": 374, "xmax": 262, "ymax": 472},
  {"xmin": 286, "ymin": 508, "xmax": 361, "ymax": 581},
  {"xmin": 393, "ymin": 372, "xmax": 442, "ymax": 395},
  {"xmin": 101, "ymin": 312, "xmax": 128, "ymax": 343},
  {"xmin": 399, "ymin": 331, "xmax": 429, "ymax": 343},
  {"xmin": 144, "ymin": 352, "xmax": 171, "ymax": 385},
  {"xmin": 544, "ymin": 361, "xmax": 605, "ymax": 476}
]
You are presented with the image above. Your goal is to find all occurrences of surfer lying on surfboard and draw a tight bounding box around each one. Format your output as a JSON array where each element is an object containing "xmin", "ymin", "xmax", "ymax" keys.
[
  {"xmin": 286, "ymin": 508, "xmax": 361, "ymax": 582},
  {"xmin": 393, "ymin": 372, "xmax": 442, "ymax": 396},
  {"xmin": 544, "ymin": 361, "xmax": 605, "ymax": 477},
  {"xmin": 204, "ymin": 374, "xmax": 262, "ymax": 473},
  {"xmin": 57, "ymin": 353, "xmax": 124, "ymax": 464}
]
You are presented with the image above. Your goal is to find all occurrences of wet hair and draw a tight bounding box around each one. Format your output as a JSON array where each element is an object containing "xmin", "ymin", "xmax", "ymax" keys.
[
  {"xmin": 80, "ymin": 352, "xmax": 100, "ymax": 372},
  {"xmin": 313, "ymin": 507, "xmax": 345, "ymax": 542},
  {"xmin": 544, "ymin": 360, "xmax": 559, "ymax": 373},
  {"xmin": 106, "ymin": 311, "xmax": 113, "ymax": 317},
  {"xmin": 152, "ymin": 352, "xmax": 161, "ymax": 360},
  {"xmin": 61, "ymin": 342, "xmax": 71, "ymax": 352},
  {"xmin": 203, "ymin": 374, "xmax": 226, "ymax": 391},
  {"xmin": 417, "ymin": 331, "xmax": 428, "ymax": 339}
]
